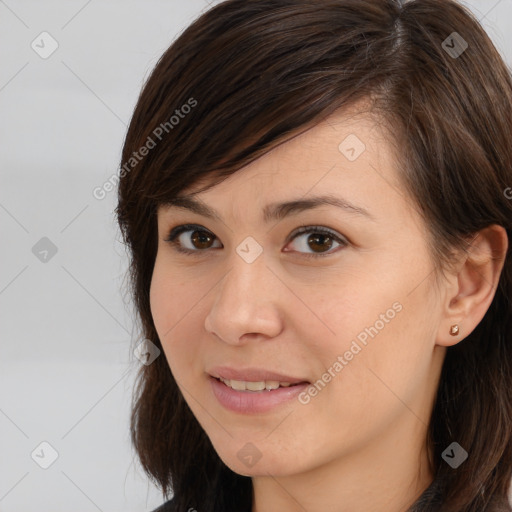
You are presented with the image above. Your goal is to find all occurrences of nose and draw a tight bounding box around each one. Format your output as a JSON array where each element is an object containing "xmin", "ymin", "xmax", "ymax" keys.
[{"xmin": 204, "ymin": 249, "xmax": 284, "ymax": 345}]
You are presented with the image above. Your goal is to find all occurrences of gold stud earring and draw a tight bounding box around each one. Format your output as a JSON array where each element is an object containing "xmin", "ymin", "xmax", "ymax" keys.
[{"xmin": 449, "ymin": 324, "xmax": 459, "ymax": 336}]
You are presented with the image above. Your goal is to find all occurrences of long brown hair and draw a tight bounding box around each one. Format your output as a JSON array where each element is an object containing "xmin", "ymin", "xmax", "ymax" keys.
[{"xmin": 115, "ymin": 0, "xmax": 512, "ymax": 510}]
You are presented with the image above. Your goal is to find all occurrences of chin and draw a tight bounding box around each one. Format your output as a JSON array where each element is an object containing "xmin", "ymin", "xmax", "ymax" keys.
[{"xmin": 214, "ymin": 444, "xmax": 299, "ymax": 477}]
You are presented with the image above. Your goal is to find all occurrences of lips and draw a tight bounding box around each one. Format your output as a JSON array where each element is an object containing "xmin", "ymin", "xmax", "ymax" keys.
[
  {"xmin": 207, "ymin": 365, "xmax": 310, "ymax": 385},
  {"xmin": 209, "ymin": 373, "xmax": 310, "ymax": 414}
]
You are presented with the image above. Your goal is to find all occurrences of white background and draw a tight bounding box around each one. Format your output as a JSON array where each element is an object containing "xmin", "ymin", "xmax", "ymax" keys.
[{"xmin": 0, "ymin": 1, "xmax": 511, "ymax": 511}]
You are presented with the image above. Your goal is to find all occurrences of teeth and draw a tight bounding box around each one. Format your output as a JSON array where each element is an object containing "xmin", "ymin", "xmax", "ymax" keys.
[
  {"xmin": 219, "ymin": 377, "xmax": 295, "ymax": 391},
  {"xmin": 246, "ymin": 381, "xmax": 267, "ymax": 391}
]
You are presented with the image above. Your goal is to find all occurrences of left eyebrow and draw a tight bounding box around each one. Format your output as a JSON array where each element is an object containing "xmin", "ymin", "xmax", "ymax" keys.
[{"xmin": 162, "ymin": 193, "xmax": 376, "ymax": 223}]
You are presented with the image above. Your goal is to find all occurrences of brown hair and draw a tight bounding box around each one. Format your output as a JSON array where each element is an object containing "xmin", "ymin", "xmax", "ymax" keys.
[{"xmin": 115, "ymin": 0, "xmax": 512, "ymax": 510}]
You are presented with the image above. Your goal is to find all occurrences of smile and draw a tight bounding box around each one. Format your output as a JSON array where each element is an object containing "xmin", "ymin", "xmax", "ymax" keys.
[
  {"xmin": 217, "ymin": 377, "xmax": 295, "ymax": 391},
  {"xmin": 210, "ymin": 376, "xmax": 309, "ymax": 414}
]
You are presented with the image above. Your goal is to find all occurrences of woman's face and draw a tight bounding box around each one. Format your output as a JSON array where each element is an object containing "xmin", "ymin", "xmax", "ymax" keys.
[{"xmin": 150, "ymin": 106, "xmax": 446, "ymax": 479}]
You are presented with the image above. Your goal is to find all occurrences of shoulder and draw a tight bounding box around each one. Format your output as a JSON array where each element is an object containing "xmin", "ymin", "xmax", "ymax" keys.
[
  {"xmin": 149, "ymin": 498, "xmax": 176, "ymax": 512},
  {"xmin": 147, "ymin": 496, "xmax": 250, "ymax": 512}
]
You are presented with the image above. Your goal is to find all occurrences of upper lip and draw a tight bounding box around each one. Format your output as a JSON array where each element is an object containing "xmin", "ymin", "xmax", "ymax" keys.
[{"xmin": 208, "ymin": 366, "xmax": 310, "ymax": 384}]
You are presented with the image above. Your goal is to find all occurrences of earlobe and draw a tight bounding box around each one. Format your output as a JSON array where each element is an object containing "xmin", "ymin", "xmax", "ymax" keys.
[{"xmin": 436, "ymin": 224, "xmax": 508, "ymax": 348}]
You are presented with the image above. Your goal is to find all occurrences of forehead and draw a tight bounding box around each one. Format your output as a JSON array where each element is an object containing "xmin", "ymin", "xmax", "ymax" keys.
[
  {"xmin": 183, "ymin": 106, "xmax": 394, "ymax": 194},
  {"xmin": 157, "ymin": 106, "xmax": 413, "ymax": 228}
]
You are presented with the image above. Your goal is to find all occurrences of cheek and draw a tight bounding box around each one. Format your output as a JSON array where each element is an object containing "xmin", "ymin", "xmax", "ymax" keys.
[
  {"xmin": 308, "ymin": 258, "xmax": 438, "ymax": 412},
  {"xmin": 318, "ymin": 283, "xmax": 439, "ymax": 439},
  {"xmin": 149, "ymin": 259, "xmax": 173, "ymax": 335},
  {"xmin": 149, "ymin": 258, "xmax": 198, "ymax": 374},
  {"xmin": 149, "ymin": 254, "xmax": 202, "ymax": 333}
]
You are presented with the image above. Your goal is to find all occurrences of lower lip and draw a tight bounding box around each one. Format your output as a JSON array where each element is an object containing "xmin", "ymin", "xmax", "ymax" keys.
[{"xmin": 209, "ymin": 376, "xmax": 309, "ymax": 414}]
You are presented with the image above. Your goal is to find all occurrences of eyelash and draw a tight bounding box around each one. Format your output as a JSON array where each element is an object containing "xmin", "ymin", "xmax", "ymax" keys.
[{"xmin": 164, "ymin": 223, "xmax": 348, "ymax": 259}]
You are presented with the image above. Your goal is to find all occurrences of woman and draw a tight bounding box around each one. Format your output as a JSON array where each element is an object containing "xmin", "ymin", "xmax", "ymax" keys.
[{"xmin": 115, "ymin": 0, "xmax": 512, "ymax": 510}]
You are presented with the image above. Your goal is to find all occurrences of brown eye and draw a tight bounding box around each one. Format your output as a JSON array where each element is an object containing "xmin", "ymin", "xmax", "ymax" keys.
[
  {"xmin": 306, "ymin": 233, "xmax": 334, "ymax": 253},
  {"xmin": 165, "ymin": 224, "xmax": 347, "ymax": 259},
  {"xmin": 165, "ymin": 224, "xmax": 222, "ymax": 254},
  {"xmin": 189, "ymin": 230, "xmax": 215, "ymax": 249},
  {"xmin": 284, "ymin": 226, "xmax": 347, "ymax": 258}
]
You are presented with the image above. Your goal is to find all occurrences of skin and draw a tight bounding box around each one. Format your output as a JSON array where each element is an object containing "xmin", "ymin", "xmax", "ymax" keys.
[{"xmin": 150, "ymin": 102, "xmax": 508, "ymax": 512}]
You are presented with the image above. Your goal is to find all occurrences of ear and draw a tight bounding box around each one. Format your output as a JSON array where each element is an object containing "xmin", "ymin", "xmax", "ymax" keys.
[{"xmin": 436, "ymin": 224, "xmax": 508, "ymax": 347}]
